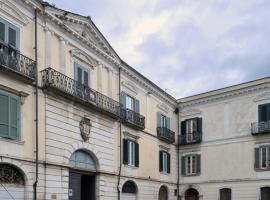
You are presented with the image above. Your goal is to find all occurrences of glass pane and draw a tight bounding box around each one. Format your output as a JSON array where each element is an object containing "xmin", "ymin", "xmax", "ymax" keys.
[
  {"xmin": 261, "ymin": 148, "xmax": 267, "ymax": 168},
  {"xmin": 0, "ymin": 22, "xmax": 5, "ymax": 42},
  {"xmin": 84, "ymin": 71, "xmax": 89, "ymax": 86},
  {"xmin": 8, "ymin": 27, "xmax": 16, "ymax": 47}
]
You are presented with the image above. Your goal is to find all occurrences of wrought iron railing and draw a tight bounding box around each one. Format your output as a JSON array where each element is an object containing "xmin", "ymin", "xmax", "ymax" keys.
[
  {"xmin": 0, "ymin": 42, "xmax": 36, "ymax": 80},
  {"xmin": 251, "ymin": 121, "xmax": 270, "ymax": 135},
  {"xmin": 157, "ymin": 127, "xmax": 175, "ymax": 144},
  {"xmin": 179, "ymin": 132, "xmax": 202, "ymax": 145},
  {"xmin": 121, "ymin": 108, "xmax": 145, "ymax": 130},
  {"xmin": 41, "ymin": 68, "xmax": 121, "ymax": 117}
]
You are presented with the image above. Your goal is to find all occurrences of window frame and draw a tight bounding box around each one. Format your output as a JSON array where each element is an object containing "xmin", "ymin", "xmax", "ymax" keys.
[
  {"xmin": 260, "ymin": 146, "xmax": 269, "ymax": 169},
  {"xmin": 0, "ymin": 17, "xmax": 20, "ymax": 50},
  {"xmin": 185, "ymin": 155, "xmax": 197, "ymax": 175},
  {"xmin": 125, "ymin": 94, "xmax": 135, "ymax": 111},
  {"xmin": 219, "ymin": 188, "xmax": 232, "ymax": 200},
  {"xmin": 160, "ymin": 114, "xmax": 167, "ymax": 128},
  {"xmin": 74, "ymin": 61, "xmax": 90, "ymax": 87},
  {"xmin": 127, "ymin": 140, "xmax": 136, "ymax": 167}
]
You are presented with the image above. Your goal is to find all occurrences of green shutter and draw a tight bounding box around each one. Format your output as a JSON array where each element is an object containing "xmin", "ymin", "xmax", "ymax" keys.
[
  {"xmin": 181, "ymin": 121, "xmax": 186, "ymax": 135},
  {"xmin": 121, "ymin": 92, "xmax": 127, "ymax": 108},
  {"xmin": 0, "ymin": 93, "xmax": 9, "ymax": 137},
  {"xmin": 83, "ymin": 71, "xmax": 89, "ymax": 86},
  {"xmin": 167, "ymin": 152, "xmax": 171, "ymax": 174},
  {"xmin": 10, "ymin": 96, "xmax": 20, "ymax": 140},
  {"xmin": 135, "ymin": 99, "xmax": 140, "ymax": 113},
  {"xmin": 166, "ymin": 117, "xmax": 170, "ymax": 129},
  {"xmin": 135, "ymin": 142, "xmax": 139, "ymax": 167},
  {"xmin": 0, "ymin": 21, "xmax": 5, "ymax": 42},
  {"xmin": 255, "ymin": 148, "xmax": 260, "ymax": 169},
  {"xmin": 123, "ymin": 139, "xmax": 128, "ymax": 164},
  {"xmin": 159, "ymin": 151, "xmax": 163, "ymax": 172},
  {"xmin": 196, "ymin": 155, "xmax": 201, "ymax": 174},
  {"xmin": 259, "ymin": 104, "xmax": 269, "ymax": 122},
  {"xmin": 157, "ymin": 112, "xmax": 161, "ymax": 128},
  {"xmin": 181, "ymin": 156, "xmax": 186, "ymax": 175}
]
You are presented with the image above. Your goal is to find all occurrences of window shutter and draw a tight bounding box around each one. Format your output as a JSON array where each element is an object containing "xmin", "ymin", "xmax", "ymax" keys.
[
  {"xmin": 196, "ymin": 155, "xmax": 201, "ymax": 174},
  {"xmin": 0, "ymin": 93, "xmax": 9, "ymax": 137},
  {"xmin": 159, "ymin": 151, "xmax": 163, "ymax": 172},
  {"xmin": 135, "ymin": 142, "xmax": 139, "ymax": 167},
  {"xmin": 135, "ymin": 99, "xmax": 140, "ymax": 113},
  {"xmin": 77, "ymin": 67, "xmax": 82, "ymax": 84},
  {"xmin": 268, "ymin": 147, "xmax": 270, "ymax": 169},
  {"xmin": 10, "ymin": 96, "xmax": 20, "ymax": 140},
  {"xmin": 255, "ymin": 147, "xmax": 260, "ymax": 169},
  {"xmin": 181, "ymin": 121, "xmax": 186, "ymax": 135},
  {"xmin": 166, "ymin": 117, "xmax": 170, "ymax": 129},
  {"xmin": 0, "ymin": 21, "xmax": 5, "ymax": 42},
  {"xmin": 157, "ymin": 112, "xmax": 161, "ymax": 128},
  {"xmin": 121, "ymin": 92, "xmax": 127, "ymax": 108},
  {"xmin": 181, "ymin": 156, "xmax": 186, "ymax": 175},
  {"xmin": 167, "ymin": 152, "xmax": 171, "ymax": 174},
  {"xmin": 123, "ymin": 139, "xmax": 128, "ymax": 164},
  {"xmin": 8, "ymin": 27, "xmax": 16, "ymax": 48},
  {"xmin": 197, "ymin": 118, "xmax": 202, "ymax": 133},
  {"xmin": 83, "ymin": 71, "xmax": 89, "ymax": 86},
  {"xmin": 259, "ymin": 104, "xmax": 268, "ymax": 122}
]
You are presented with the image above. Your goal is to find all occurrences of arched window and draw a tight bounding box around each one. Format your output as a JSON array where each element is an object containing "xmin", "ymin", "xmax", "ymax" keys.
[
  {"xmin": 122, "ymin": 181, "xmax": 137, "ymax": 194},
  {"xmin": 159, "ymin": 185, "xmax": 168, "ymax": 200},
  {"xmin": 185, "ymin": 188, "xmax": 199, "ymax": 200},
  {"xmin": 0, "ymin": 164, "xmax": 24, "ymax": 185},
  {"xmin": 69, "ymin": 150, "xmax": 96, "ymax": 171},
  {"xmin": 261, "ymin": 187, "xmax": 270, "ymax": 200}
]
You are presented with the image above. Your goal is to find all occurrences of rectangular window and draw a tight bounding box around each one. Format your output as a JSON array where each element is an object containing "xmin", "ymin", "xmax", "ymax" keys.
[
  {"xmin": 128, "ymin": 140, "xmax": 135, "ymax": 166},
  {"xmin": 186, "ymin": 119, "xmax": 197, "ymax": 142},
  {"xmin": 123, "ymin": 139, "xmax": 139, "ymax": 167},
  {"xmin": 161, "ymin": 114, "xmax": 167, "ymax": 128},
  {"xmin": 259, "ymin": 103, "xmax": 270, "ymax": 122},
  {"xmin": 0, "ymin": 17, "xmax": 20, "ymax": 49},
  {"xmin": 74, "ymin": 62, "xmax": 90, "ymax": 86},
  {"xmin": 125, "ymin": 95, "xmax": 135, "ymax": 111},
  {"xmin": 220, "ymin": 188, "xmax": 231, "ymax": 200},
  {"xmin": 159, "ymin": 151, "xmax": 170, "ymax": 174},
  {"xmin": 0, "ymin": 90, "xmax": 20, "ymax": 140},
  {"xmin": 260, "ymin": 147, "xmax": 269, "ymax": 169},
  {"xmin": 182, "ymin": 154, "xmax": 200, "ymax": 176}
]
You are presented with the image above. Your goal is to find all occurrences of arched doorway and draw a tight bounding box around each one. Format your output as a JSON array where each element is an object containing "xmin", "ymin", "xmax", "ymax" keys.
[
  {"xmin": 261, "ymin": 187, "xmax": 270, "ymax": 200},
  {"xmin": 185, "ymin": 188, "xmax": 199, "ymax": 200},
  {"xmin": 0, "ymin": 163, "xmax": 25, "ymax": 199},
  {"xmin": 122, "ymin": 180, "xmax": 137, "ymax": 200},
  {"xmin": 68, "ymin": 150, "xmax": 97, "ymax": 200},
  {"xmin": 159, "ymin": 185, "xmax": 168, "ymax": 200}
]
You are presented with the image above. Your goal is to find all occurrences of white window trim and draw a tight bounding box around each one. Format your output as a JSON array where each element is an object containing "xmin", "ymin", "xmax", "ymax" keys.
[
  {"xmin": 162, "ymin": 151, "xmax": 168, "ymax": 173},
  {"xmin": 73, "ymin": 61, "xmax": 91, "ymax": 86},
  {"xmin": 260, "ymin": 146, "xmax": 269, "ymax": 169},
  {"xmin": 127, "ymin": 140, "xmax": 136, "ymax": 167},
  {"xmin": 185, "ymin": 155, "xmax": 197, "ymax": 175}
]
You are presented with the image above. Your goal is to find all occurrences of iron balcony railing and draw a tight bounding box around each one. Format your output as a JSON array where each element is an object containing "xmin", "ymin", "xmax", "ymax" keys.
[
  {"xmin": 0, "ymin": 41, "xmax": 36, "ymax": 80},
  {"xmin": 251, "ymin": 121, "xmax": 270, "ymax": 135},
  {"xmin": 121, "ymin": 108, "xmax": 145, "ymax": 130},
  {"xmin": 41, "ymin": 68, "xmax": 121, "ymax": 118},
  {"xmin": 179, "ymin": 131, "xmax": 202, "ymax": 145},
  {"xmin": 157, "ymin": 127, "xmax": 175, "ymax": 144}
]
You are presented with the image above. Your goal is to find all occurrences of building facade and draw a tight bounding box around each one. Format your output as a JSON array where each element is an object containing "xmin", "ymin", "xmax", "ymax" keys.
[{"xmin": 0, "ymin": 0, "xmax": 270, "ymax": 200}]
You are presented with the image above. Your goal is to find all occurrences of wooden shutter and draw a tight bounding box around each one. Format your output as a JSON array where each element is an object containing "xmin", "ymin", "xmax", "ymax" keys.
[
  {"xmin": 0, "ymin": 21, "xmax": 5, "ymax": 42},
  {"xmin": 8, "ymin": 27, "xmax": 16, "ymax": 47},
  {"xmin": 0, "ymin": 93, "xmax": 9, "ymax": 137},
  {"xmin": 259, "ymin": 104, "xmax": 269, "ymax": 122},
  {"xmin": 135, "ymin": 99, "xmax": 140, "ymax": 113},
  {"xmin": 135, "ymin": 142, "xmax": 139, "ymax": 167},
  {"xmin": 167, "ymin": 152, "xmax": 171, "ymax": 173},
  {"xmin": 181, "ymin": 121, "xmax": 186, "ymax": 135},
  {"xmin": 83, "ymin": 71, "xmax": 89, "ymax": 86},
  {"xmin": 166, "ymin": 117, "xmax": 170, "ymax": 129},
  {"xmin": 196, "ymin": 155, "xmax": 201, "ymax": 174},
  {"xmin": 123, "ymin": 139, "xmax": 128, "ymax": 164},
  {"xmin": 9, "ymin": 96, "xmax": 20, "ymax": 140},
  {"xmin": 157, "ymin": 112, "xmax": 161, "ymax": 128},
  {"xmin": 159, "ymin": 151, "xmax": 163, "ymax": 172},
  {"xmin": 197, "ymin": 118, "xmax": 202, "ymax": 133},
  {"xmin": 181, "ymin": 156, "xmax": 186, "ymax": 175},
  {"xmin": 255, "ymin": 147, "xmax": 260, "ymax": 169},
  {"xmin": 121, "ymin": 92, "xmax": 127, "ymax": 108}
]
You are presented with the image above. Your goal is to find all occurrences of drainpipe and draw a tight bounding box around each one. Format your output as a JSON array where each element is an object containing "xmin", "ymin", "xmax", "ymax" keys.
[
  {"xmin": 33, "ymin": 9, "xmax": 39, "ymax": 200},
  {"xmin": 117, "ymin": 67, "xmax": 122, "ymax": 200},
  {"xmin": 176, "ymin": 107, "xmax": 180, "ymax": 200}
]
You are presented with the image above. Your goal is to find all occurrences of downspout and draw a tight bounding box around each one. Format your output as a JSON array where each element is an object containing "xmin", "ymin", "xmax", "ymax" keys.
[
  {"xmin": 117, "ymin": 67, "xmax": 122, "ymax": 200},
  {"xmin": 33, "ymin": 9, "xmax": 39, "ymax": 200},
  {"xmin": 176, "ymin": 107, "xmax": 180, "ymax": 200}
]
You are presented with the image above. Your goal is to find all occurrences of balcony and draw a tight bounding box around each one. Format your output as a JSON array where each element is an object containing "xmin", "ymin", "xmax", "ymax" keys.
[
  {"xmin": 121, "ymin": 108, "xmax": 145, "ymax": 130},
  {"xmin": 41, "ymin": 68, "xmax": 121, "ymax": 119},
  {"xmin": 0, "ymin": 42, "xmax": 36, "ymax": 81},
  {"xmin": 251, "ymin": 121, "xmax": 270, "ymax": 135},
  {"xmin": 157, "ymin": 127, "xmax": 175, "ymax": 144},
  {"xmin": 179, "ymin": 132, "xmax": 202, "ymax": 145}
]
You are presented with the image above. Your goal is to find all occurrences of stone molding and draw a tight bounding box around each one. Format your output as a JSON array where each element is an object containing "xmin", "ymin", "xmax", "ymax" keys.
[
  {"xmin": 180, "ymin": 108, "xmax": 202, "ymax": 117},
  {"xmin": 253, "ymin": 92, "xmax": 270, "ymax": 102}
]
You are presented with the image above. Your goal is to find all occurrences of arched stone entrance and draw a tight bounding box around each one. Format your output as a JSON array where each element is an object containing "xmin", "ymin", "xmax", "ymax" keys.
[
  {"xmin": 68, "ymin": 150, "xmax": 97, "ymax": 200},
  {"xmin": 159, "ymin": 185, "xmax": 168, "ymax": 200},
  {"xmin": 185, "ymin": 188, "xmax": 199, "ymax": 200},
  {"xmin": 122, "ymin": 180, "xmax": 137, "ymax": 200},
  {"xmin": 0, "ymin": 163, "xmax": 25, "ymax": 199},
  {"xmin": 261, "ymin": 187, "xmax": 270, "ymax": 200}
]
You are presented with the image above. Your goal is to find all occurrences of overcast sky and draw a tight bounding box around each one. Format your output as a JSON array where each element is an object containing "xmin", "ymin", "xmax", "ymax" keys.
[{"xmin": 47, "ymin": 0, "xmax": 270, "ymax": 98}]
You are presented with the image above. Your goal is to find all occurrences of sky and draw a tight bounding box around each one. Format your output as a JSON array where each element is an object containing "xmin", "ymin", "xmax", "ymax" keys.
[{"xmin": 47, "ymin": 0, "xmax": 270, "ymax": 98}]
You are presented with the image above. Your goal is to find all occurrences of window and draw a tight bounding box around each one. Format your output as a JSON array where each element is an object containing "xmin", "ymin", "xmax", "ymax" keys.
[
  {"xmin": 0, "ymin": 17, "xmax": 20, "ymax": 49},
  {"xmin": 157, "ymin": 112, "xmax": 170, "ymax": 129},
  {"xmin": 121, "ymin": 92, "xmax": 140, "ymax": 113},
  {"xmin": 159, "ymin": 151, "xmax": 170, "ymax": 174},
  {"xmin": 220, "ymin": 188, "xmax": 231, "ymax": 200},
  {"xmin": 255, "ymin": 146, "xmax": 270, "ymax": 170},
  {"xmin": 122, "ymin": 181, "xmax": 137, "ymax": 194},
  {"xmin": 181, "ymin": 154, "xmax": 201, "ymax": 176},
  {"xmin": 69, "ymin": 150, "xmax": 96, "ymax": 171},
  {"xmin": 126, "ymin": 95, "xmax": 135, "ymax": 111},
  {"xmin": 261, "ymin": 187, "xmax": 270, "ymax": 200},
  {"xmin": 74, "ymin": 62, "xmax": 90, "ymax": 86},
  {"xmin": 181, "ymin": 118, "xmax": 202, "ymax": 143},
  {"xmin": 259, "ymin": 103, "xmax": 270, "ymax": 122},
  {"xmin": 0, "ymin": 90, "xmax": 20, "ymax": 140},
  {"xmin": 123, "ymin": 139, "xmax": 139, "ymax": 167}
]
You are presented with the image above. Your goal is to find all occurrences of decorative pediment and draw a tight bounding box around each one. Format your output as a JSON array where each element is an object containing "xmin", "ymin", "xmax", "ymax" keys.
[
  {"xmin": 121, "ymin": 81, "xmax": 138, "ymax": 95},
  {"xmin": 0, "ymin": 0, "xmax": 29, "ymax": 25},
  {"xmin": 180, "ymin": 108, "xmax": 202, "ymax": 117},
  {"xmin": 253, "ymin": 92, "xmax": 270, "ymax": 102},
  {"xmin": 70, "ymin": 49, "xmax": 98, "ymax": 68},
  {"xmin": 157, "ymin": 102, "xmax": 170, "ymax": 113}
]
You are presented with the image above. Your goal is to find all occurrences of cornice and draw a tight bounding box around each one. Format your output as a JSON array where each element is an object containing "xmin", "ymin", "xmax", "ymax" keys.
[{"xmin": 179, "ymin": 82, "xmax": 270, "ymax": 108}]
